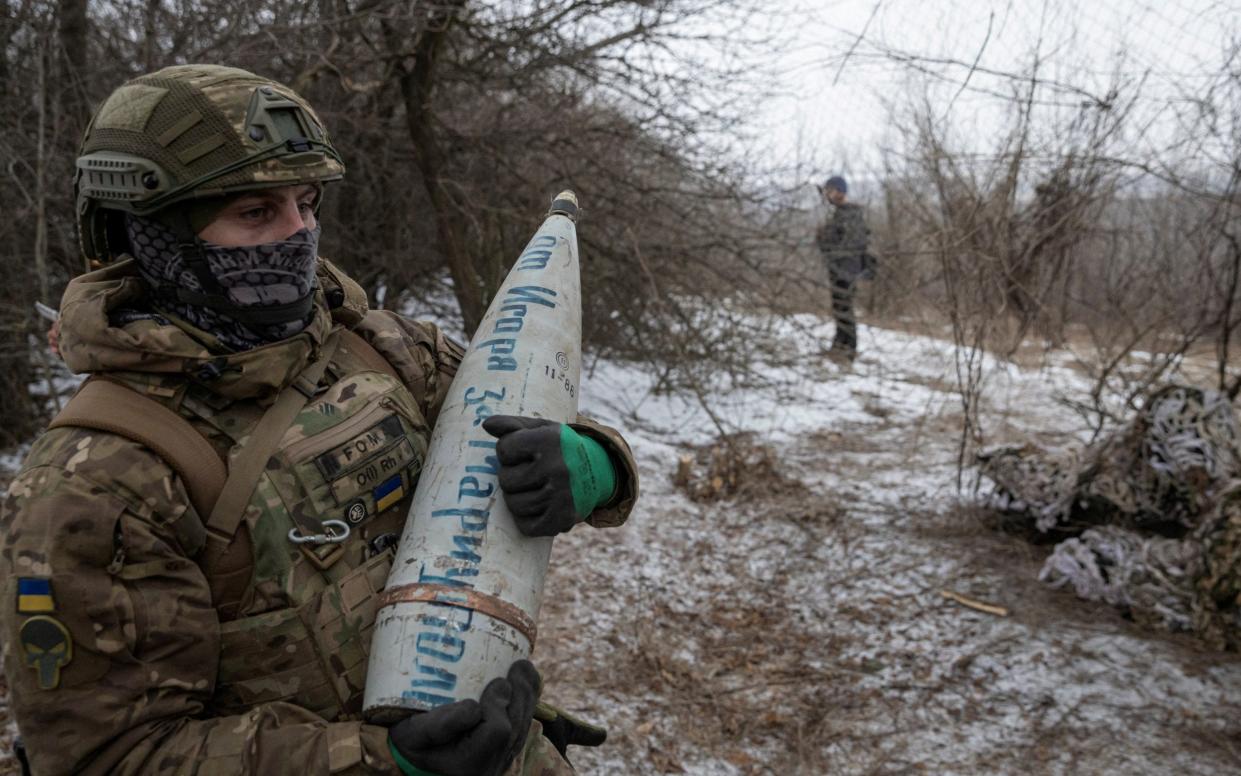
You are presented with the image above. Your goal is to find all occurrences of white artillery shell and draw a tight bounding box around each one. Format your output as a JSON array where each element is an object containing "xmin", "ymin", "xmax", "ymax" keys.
[{"xmin": 364, "ymin": 192, "xmax": 582, "ymax": 720}]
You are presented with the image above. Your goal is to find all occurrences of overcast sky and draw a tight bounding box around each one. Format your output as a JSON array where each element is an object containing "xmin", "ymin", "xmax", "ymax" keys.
[{"xmin": 753, "ymin": 0, "xmax": 1240, "ymax": 195}]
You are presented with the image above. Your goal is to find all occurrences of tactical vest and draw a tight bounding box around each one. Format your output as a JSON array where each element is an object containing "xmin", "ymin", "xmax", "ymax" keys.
[{"xmin": 52, "ymin": 328, "xmax": 425, "ymax": 721}]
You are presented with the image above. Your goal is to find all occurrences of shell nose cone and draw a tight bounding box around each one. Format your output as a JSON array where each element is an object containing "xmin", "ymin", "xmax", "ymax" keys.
[{"xmin": 549, "ymin": 190, "xmax": 579, "ymax": 221}]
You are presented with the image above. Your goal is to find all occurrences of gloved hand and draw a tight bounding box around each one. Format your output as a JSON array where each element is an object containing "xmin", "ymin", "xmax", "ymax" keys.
[
  {"xmin": 482, "ymin": 415, "xmax": 618, "ymax": 537},
  {"xmin": 388, "ymin": 660, "xmax": 539, "ymax": 776},
  {"xmin": 534, "ymin": 702, "xmax": 608, "ymax": 761}
]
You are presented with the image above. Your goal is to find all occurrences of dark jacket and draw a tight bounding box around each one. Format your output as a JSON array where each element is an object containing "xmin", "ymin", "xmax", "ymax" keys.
[{"xmin": 816, "ymin": 202, "xmax": 872, "ymax": 283}]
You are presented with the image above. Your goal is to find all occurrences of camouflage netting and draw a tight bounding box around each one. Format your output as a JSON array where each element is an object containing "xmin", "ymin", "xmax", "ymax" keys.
[
  {"xmin": 1193, "ymin": 483, "xmax": 1241, "ymax": 650},
  {"xmin": 1037, "ymin": 527, "xmax": 1201, "ymax": 632},
  {"xmin": 978, "ymin": 385, "xmax": 1241, "ymax": 649}
]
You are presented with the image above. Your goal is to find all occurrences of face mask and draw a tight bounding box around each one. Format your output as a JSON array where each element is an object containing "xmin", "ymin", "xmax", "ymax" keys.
[{"xmin": 125, "ymin": 213, "xmax": 321, "ymax": 351}]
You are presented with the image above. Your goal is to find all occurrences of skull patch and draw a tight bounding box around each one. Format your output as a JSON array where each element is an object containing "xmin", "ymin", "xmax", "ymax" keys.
[{"xmin": 19, "ymin": 616, "xmax": 72, "ymax": 690}]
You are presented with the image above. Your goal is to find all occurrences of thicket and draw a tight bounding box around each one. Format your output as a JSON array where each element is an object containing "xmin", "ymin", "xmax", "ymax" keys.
[
  {"xmin": 0, "ymin": 0, "xmax": 788, "ymax": 447},
  {"xmin": 4, "ymin": 1, "xmax": 1238, "ymax": 468},
  {"xmin": 843, "ymin": 30, "xmax": 1241, "ymax": 476}
]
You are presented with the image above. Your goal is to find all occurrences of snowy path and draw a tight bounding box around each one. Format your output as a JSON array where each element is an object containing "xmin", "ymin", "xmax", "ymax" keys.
[{"xmin": 537, "ymin": 322, "xmax": 1241, "ymax": 774}]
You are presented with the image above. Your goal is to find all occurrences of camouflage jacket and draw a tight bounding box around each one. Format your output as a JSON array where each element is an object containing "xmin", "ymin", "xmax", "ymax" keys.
[
  {"xmin": 815, "ymin": 202, "xmax": 871, "ymax": 282},
  {"xmin": 0, "ymin": 259, "xmax": 637, "ymax": 775}
]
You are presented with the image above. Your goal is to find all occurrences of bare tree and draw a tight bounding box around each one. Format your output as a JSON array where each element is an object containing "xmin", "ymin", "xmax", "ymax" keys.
[{"xmin": 0, "ymin": 0, "xmax": 789, "ymax": 445}]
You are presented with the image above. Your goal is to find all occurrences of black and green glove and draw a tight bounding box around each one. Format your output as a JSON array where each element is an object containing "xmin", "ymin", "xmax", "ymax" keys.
[
  {"xmin": 482, "ymin": 415, "xmax": 618, "ymax": 537},
  {"xmin": 388, "ymin": 660, "xmax": 539, "ymax": 776}
]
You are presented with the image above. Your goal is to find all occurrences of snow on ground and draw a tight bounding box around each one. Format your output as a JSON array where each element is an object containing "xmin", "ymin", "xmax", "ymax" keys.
[
  {"xmin": 1, "ymin": 316, "xmax": 1238, "ymax": 774},
  {"xmin": 535, "ymin": 318, "xmax": 1241, "ymax": 774}
]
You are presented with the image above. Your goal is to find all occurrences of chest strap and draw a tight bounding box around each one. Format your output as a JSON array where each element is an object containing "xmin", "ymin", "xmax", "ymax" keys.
[
  {"xmin": 47, "ymin": 328, "xmax": 399, "ymax": 541},
  {"xmin": 205, "ymin": 332, "xmax": 341, "ymax": 544},
  {"xmin": 49, "ymin": 378, "xmax": 227, "ymax": 518}
]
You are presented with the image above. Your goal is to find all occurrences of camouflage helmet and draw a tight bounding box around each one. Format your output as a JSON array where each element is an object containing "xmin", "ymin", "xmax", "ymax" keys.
[{"xmin": 75, "ymin": 64, "xmax": 345, "ymax": 263}]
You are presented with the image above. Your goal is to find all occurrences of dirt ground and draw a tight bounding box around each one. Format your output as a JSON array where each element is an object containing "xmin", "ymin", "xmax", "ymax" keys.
[{"xmin": 532, "ymin": 336, "xmax": 1241, "ymax": 774}]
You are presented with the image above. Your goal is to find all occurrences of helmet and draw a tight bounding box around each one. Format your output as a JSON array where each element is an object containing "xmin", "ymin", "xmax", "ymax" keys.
[{"xmin": 75, "ymin": 64, "xmax": 345, "ymax": 263}]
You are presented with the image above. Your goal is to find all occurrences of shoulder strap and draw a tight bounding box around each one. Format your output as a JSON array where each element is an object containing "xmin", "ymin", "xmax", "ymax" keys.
[
  {"xmin": 338, "ymin": 328, "xmax": 401, "ymax": 381},
  {"xmin": 204, "ymin": 332, "xmax": 342, "ymax": 545},
  {"xmin": 49, "ymin": 378, "xmax": 227, "ymax": 518},
  {"xmin": 49, "ymin": 329, "xmax": 361, "ymax": 547}
]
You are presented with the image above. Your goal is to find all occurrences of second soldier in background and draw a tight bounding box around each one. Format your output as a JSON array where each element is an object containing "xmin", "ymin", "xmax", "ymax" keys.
[{"xmin": 817, "ymin": 175, "xmax": 875, "ymax": 363}]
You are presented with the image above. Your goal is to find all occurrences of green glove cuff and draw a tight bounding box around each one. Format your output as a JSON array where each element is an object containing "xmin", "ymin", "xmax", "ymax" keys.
[
  {"xmin": 560, "ymin": 425, "xmax": 618, "ymax": 519},
  {"xmin": 388, "ymin": 738, "xmax": 442, "ymax": 776}
]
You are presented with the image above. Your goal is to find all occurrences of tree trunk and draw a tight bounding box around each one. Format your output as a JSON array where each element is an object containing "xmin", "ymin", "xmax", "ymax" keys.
[
  {"xmin": 55, "ymin": 0, "xmax": 87, "ymax": 132},
  {"xmin": 142, "ymin": 0, "xmax": 161, "ymax": 71},
  {"xmin": 0, "ymin": 0, "xmax": 13, "ymax": 100},
  {"xmin": 386, "ymin": 1, "xmax": 486, "ymax": 335}
]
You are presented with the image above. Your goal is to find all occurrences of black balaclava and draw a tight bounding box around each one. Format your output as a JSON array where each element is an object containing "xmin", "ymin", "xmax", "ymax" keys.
[{"xmin": 123, "ymin": 213, "xmax": 321, "ymax": 351}]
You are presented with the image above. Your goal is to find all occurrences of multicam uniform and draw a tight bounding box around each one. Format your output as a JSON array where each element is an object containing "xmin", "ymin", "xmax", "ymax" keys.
[{"xmin": 0, "ymin": 258, "xmax": 637, "ymax": 774}]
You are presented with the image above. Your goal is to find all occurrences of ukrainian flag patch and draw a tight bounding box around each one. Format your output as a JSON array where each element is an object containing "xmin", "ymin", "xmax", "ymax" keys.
[
  {"xmin": 17, "ymin": 578, "xmax": 55, "ymax": 613},
  {"xmin": 374, "ymin": 474, "xmax": 406, "ymax": 513}
]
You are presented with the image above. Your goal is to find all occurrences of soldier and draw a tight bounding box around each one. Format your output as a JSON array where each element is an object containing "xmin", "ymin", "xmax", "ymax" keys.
[
  {"xmin": 815, "ymin": 175, "xmax": 873, "ymax": 362},
  {"xmin": 0, "ymin": 65, "xmax": 638, "ymax": 775}
]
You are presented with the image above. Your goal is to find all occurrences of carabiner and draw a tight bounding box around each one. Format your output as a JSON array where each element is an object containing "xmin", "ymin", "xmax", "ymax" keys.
[{"xmin": 288, "ymin": 519, "xmax": 351, "ymax": 545}]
